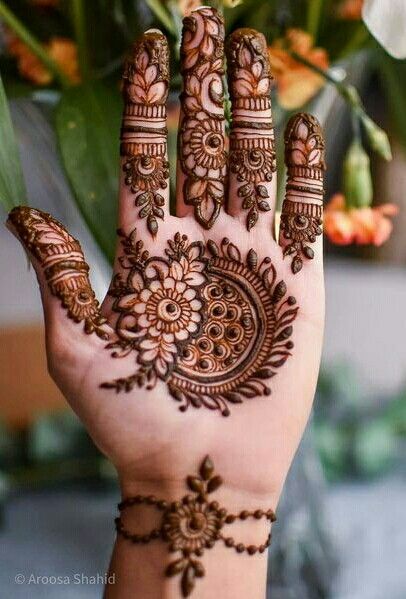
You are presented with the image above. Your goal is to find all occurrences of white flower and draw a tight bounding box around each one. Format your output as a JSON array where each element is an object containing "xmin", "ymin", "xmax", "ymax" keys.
[{"xmin": 363, "ymin": 0, "xmax": 406, "ymax": 59}]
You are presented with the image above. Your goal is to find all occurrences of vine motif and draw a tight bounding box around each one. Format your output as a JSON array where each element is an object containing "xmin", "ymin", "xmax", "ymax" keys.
[
  {"xmin": 102, "ymin": 230, "xmax": 298, "ymax": 416},
  {"xmin": 8, "ymin": 207, "xmax": 108, "ymax": 339},
  {"xmin": 179, "ymin": 7, "xmax": 227, "ymax": 229},
  {"xmin": 227, "ymin": 29, "xmax": 276, "ymax": 230},
  {"xmin": 115, "ymin": 456, "xmax": 276, "ymax": 597},
  {"xmin": 280, "ymin": 113, "xmax": 325, "ymax": 273},
  {"xmin": 121, "ymin": 31, "xmax": 170, "ymax": 236}
]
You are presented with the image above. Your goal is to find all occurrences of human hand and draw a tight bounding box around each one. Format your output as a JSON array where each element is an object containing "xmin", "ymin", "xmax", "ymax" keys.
[{"xmin": 7, "ymin": 7, "xmax": 325, "ymax": 598}]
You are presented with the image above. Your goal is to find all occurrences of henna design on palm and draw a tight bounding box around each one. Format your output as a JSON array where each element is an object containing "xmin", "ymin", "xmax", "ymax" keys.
[
  {"xmin": 179, "ymin": 8, "xmax": 227, "ymax": 229},
  {"xmin": 227, "ymin": 29, "xmax": 276, "ymax": 230},
  {"xmin": 102, "ymin": 231, "xmax": 298, "ymax": 416},
  {"xmin": 280, "ymin": 114, "xmax": 326, "ymax": 273},
  {"xmin": 121, "ymin": 31, "xmax": 170, "ymax": 236}
]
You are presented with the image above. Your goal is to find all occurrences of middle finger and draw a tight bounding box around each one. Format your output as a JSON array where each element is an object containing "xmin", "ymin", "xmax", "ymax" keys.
[{"xmin": 175, "ymin": 7, "xmax": 227, "ymax": 229}]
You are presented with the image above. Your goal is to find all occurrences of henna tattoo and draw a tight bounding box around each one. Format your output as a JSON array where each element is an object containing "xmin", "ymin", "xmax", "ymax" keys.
[
  {"xmin": 101, "ymin": 231, "xmax": 298, "ymax": 415},
  {"xmin": 121, "ymin": 31, "xmax": 170, "ymax": 236},
  {"xmin": 226, "ymin": 29, "xmax": 275, "ymax": 230},
  {"xmin": 280, "ymin": 113, "xmax": 325, "ymax": 274},
  {"xmin": 115, "ymin": 456, "xmax": 275, "ymax": 597},
  {"xmin": 8, "ymin": 207, "xmax": 108, "ymax": 339},
  {"xmin": 179, "ymin": 7, "xmax": 227, "ymax": 229}
]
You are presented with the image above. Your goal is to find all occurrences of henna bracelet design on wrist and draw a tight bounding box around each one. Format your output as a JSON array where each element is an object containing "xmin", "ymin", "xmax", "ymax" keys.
[
  {"xmin": 280, "ymin": 113, "xmax": 325, "ymax": 273},
  {"xmin": 121, "ymin": 31, "xmax": 170, "ymax": 236},
  {"xmin": 101, "ymin": 230, "xmax": 298, "ymax": 415},
  {"xmin": 115, "ymin": 456, "xmax": 275, "ymax": 597},
  {"xmin": 8, "ymin": 207, "xmax": 109, "ymax": 339}
]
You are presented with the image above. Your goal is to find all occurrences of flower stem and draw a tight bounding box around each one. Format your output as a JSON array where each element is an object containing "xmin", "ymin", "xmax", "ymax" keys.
[
  {"xmin": 144, "ymin": 0, "xmax": 177, "ymax": 36},
  {"xmin": 306, "ymin": 0, "xmax": 324, "ymax": 40},
  {"xmin": 290, "ymin": 50, "xmax": 366, "ymax": 114},
  {"xmin": 71, "ymin": 0, "xmax": 90, "ymax": 80},
  {"xmin": 0, "ymin": 0, "xmax": 71, "ymax": 88}
]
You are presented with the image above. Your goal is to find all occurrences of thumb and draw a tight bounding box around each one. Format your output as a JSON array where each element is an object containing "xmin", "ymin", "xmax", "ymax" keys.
[{"xmin": 7, "ymin": 206, "xmax": 109, "ymax": 342}]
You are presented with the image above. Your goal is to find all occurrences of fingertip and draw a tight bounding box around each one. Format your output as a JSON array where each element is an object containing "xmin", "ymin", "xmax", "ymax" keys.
[{"xmin": 280, "ymin": 112, "xmax": 325, "ymax": 275}]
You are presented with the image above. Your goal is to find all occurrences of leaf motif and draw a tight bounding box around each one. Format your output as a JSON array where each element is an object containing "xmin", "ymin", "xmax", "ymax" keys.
[
  {"xmin": 206, "ymin": 239, "xmax": 219, "ymax": 257},
  {"xmin": 274, "ymin": 326, "xmax": 293, "ymax": 342},
  {"xmin": 227, "ymin": 243, "xmax": 241, "ymax": 263},
  {"xmin": 200, "ymin": 456, "xmax": 214, "ymax": 481},
  {"xmin": 207, "ymin": 475, "xmax": 223, "ymax": 493},
  {"xmin": 166, "ymin": 558, "xmax": 187, "ymax": 577},
  {"xmin": 192, "ymin": 560, "xmax": 205, "ymax": 578},
  {"xmin": 268, "ymin": 354, "xmax": 289, "ymax": 368},
  {"xmin": 303, "ymin": 246, "xmax": 315, "ymax": 259},
  {"xmin": 187, "ymin": 476, "xmax": 204, "ymax": 493},
  {"xmin": 139, "ymin": 204, "xmax": 152, "ymax": 218},
  {"xmin": 272, "ymin": 281, "xmax": 287, "ymax": 304},
  {"xmin": 147, "ymin": 216, "xmax": 158, "ymax": 236},
  {"xmin": 247, "ymin": 207, "xmax": 258, "ymax": 230},
  {"xmin": 292, "ymin": 256, "xmax": 303, "ymax": 274},
  {"xmin": 182, "ymin": 565, "xmax": 196, "ymax": 597},
  {"xmin": 254, "ymin": 367, "xmax": 275, "ymax": 379},
  {"xmin": 277, "ymin": 307, "xmax": 299, "ymax": 328},
  {"xmin": 247, "ymin": 249, "xmax": 258, "ymax": 271},
  {"xmin": 256, "ymin": 184, "xmax": 269, "ymax": 198},
  {"xmin": 135, "ymin": 193, "xmax": 149, "ymax": 207},
  {"xmin": 258, "ymin": 200, "xmax": 271, "ymax": 211},
  {"xmin": 223, "ymin": 391, "xmax": 243, "ymax": 403}
]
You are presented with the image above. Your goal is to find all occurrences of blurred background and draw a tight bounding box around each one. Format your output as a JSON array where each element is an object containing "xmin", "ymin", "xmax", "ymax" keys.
[{"xmin": 0, "ymin": 0, "xmax": 405, "ymax": 597}]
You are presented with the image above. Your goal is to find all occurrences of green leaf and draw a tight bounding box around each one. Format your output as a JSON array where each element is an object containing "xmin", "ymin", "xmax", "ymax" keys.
[
  {"xmin": 0, "ymin": 72, "xmax": 27, "ymax": 211},
  {"xmin": 55, "ymin": 82, "xmax": 121, "ymax": 263}
]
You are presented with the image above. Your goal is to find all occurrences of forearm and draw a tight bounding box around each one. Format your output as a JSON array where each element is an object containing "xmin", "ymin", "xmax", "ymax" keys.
[{"xmin": 105, "ymin": 472, "xmax": 275, "ymax": 599}]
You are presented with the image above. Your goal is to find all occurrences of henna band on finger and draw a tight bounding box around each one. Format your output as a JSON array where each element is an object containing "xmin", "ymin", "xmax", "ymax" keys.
[
  {"xmin": 280, "ymin": 113, "xmax": 325, "ymax": 274},
  {"xmin": 226, "ymin": 29, "xmax": 276, "ymax": 230},
  {"xmin": 115, "ymin": 456, "xmax": 275, "ymax": 597},
  {"xmin": 179, "ymin": 7, "xmax": 227, "ymax": 229},
  {"xmin": 121, "ymin": 31, "xmax": 170, "ymax": 236},
  {"xmin": 8, "ymin": 207, "xmax": 108, "ymax": 339}
]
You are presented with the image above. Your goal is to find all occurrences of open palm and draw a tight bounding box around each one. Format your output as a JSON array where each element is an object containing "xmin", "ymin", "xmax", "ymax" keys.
[{"xmin": 7, "ymin": 7, "xmax": 325, "ymax": 534}]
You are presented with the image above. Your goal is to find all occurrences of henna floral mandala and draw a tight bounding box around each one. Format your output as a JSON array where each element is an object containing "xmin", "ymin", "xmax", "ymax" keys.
[{"xmin": 102, "ymin": 231, "xmax": 298, "ymax": 415}]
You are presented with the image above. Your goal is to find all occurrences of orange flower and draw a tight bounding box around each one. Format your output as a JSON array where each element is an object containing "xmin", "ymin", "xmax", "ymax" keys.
[
  {"xmin": 268, "ymin": 29, "xmax": 329, "ymax": 109},
  {"xmin": 337, "ymin": 0, "xmax": 364, "ymax": 20},
  {"xmin": 324, "ymin": 193, "xmax": 398, "ymax": 246},
  {"xmin": 7, "ymin": 35, "xmax": 80, "ymax": 85}
]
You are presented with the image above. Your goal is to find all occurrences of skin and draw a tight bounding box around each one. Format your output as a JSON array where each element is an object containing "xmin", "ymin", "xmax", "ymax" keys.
[{"xmin": 6, "ymin": 7, "xmax": 325, "ymax": 599}]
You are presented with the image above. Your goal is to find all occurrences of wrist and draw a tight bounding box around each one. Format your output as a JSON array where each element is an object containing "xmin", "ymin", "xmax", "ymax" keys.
[{"xmin": 107, "ymin": 456, "xmax": 276, "ymax": 598}]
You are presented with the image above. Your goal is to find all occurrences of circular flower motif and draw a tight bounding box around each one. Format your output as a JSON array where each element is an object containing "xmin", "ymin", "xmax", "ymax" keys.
[
  {"xmin": 62, "ymin": 284, "xmax": 98, "ymax": 322},
  {"xmin": 182, "ymin": 114, "xmax": 226, "ymax": 177},
  {"xmin": 138, "ymin": 278, "xmax": 202, "ymax": 338},
  {"xmin": 123, "ymin": 155, "xmax": 169, "ymax": 193},
  {"xmin": 280, "ymin": 213, "xmax": 322, "ymax": 243},
  {"xmin": 162, "ymin": 499, "xmax": 221, "ymax": 553},
  {"xmin": 116, "ymin": 252, "xmax": 206, "ymax": 379},
  {"xmin": 230, "ymin": 148, "xmax": 275, "ymax": 183}
]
